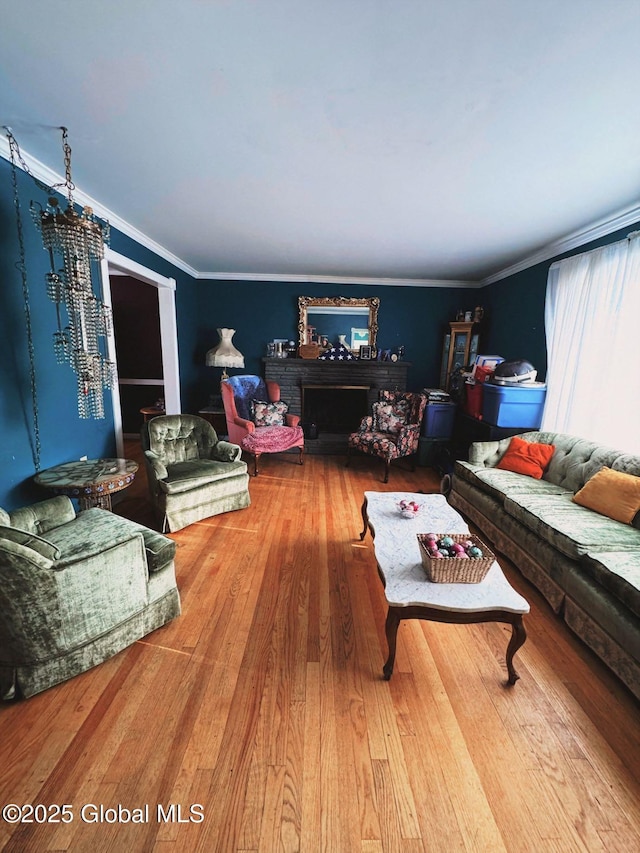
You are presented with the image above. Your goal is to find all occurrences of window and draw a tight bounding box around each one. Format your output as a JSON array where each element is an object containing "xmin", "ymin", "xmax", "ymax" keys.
[{"xmin": 542, "ymin": 233, "xmax": 640, "ymax": 453}]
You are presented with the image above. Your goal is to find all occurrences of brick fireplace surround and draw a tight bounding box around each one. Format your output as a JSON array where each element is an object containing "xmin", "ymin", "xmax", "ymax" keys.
[{"xmin": 263, "ymin": 358, "xmax": 410, "ymax": 454}]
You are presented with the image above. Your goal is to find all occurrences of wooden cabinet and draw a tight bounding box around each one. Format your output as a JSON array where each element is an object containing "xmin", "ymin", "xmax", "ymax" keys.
[{"xmin": 439, "ymin": 321, "xmax": 480, "ymax": 391}]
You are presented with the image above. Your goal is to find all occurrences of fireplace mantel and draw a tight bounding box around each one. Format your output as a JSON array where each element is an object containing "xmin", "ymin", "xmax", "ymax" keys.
[
  {"xmin": 263, "ymin": 358, "xmax": 410, "ymax": 453},
  {"xmin": 263, "ymin": 358, "xmax": 411, "ymax": 454}
]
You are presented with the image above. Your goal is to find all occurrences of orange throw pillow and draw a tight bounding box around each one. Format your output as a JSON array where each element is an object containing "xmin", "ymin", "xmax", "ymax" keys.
[
  {"xmin": 495, "ymin": 435, "xmax": 555, "ymax": 479},
  {"xmin": 573, "ymin": 467, "xmax": 640, "ymax": 524}
]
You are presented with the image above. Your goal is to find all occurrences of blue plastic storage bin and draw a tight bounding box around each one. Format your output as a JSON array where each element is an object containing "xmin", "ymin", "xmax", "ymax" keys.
[
  {"xmin": 482, "ymin": 382, "xmax": 547, "ymax": 428},
  {"xmin": 423, "ymin": 402, "xmax": 456, "ymax": 438}
]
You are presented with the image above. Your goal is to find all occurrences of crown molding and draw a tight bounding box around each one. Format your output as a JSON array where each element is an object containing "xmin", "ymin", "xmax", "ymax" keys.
[
  {"xmin": 0, "ymin": 136, "xmax": 476, "ymax": 287},
  {"xmin": 5, "ymin": 134, "xmax": 638, "ymax": 289},
  {"xmin": 480, "ymin": 201, "xmax": 640, "ymax": 286},
  {"xmin": 0, "ymin": 134, "xmax": 198, "ymax": 278},
  {"xmin": 194, "ymin": 271, "xmax": 480, "ymax": 287}
]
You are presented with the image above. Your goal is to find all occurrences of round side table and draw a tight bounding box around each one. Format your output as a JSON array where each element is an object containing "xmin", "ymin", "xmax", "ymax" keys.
[
  {"xmin": 140, "ymin": 406, "xmax": 165, "ymax": 422},
  {"xmin": 34, "ymin": 458, "xmax": 139, "ymax": 511}
]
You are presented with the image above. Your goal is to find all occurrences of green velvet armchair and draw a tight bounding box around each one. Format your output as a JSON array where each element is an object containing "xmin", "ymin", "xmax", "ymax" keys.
[
  {"xmin": 141, "ymin": 414, "xmax": 250, "ymax": 532},
  {"xmin": 0, "ymin": 496, "xmax": 181, "ymax": 700}
]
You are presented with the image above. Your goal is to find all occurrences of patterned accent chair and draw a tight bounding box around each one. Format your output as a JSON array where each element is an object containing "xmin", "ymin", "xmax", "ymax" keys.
[
  {"xmin": 346, "ymin": 390, "xmax": 428, "ymax": 483},
  {"xmin": 0, "ymin": 496, "xmax": 180, "ymax": 699},
  {"xmin": 141, "ymin": 414, "xmax": 250, "ymax": 531},
  {"xmin": 221, "ymin": 375, "xmax": 304, "ymax": 476}
]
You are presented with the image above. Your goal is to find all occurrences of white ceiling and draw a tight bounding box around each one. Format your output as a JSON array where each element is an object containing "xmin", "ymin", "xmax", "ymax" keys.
[{"xmin": 2, "ymin": 0, "xmax": 640, "ymax": 284}]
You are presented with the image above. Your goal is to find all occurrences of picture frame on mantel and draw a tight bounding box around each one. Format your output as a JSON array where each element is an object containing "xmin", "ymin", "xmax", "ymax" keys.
[{"xmin": 359, "ymin": 345, "xmax": 372, "ymax": 360}]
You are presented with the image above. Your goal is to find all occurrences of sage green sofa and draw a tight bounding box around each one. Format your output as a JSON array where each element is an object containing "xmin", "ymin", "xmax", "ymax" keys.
[
  {"xmin": 448, "ymin": 431, "xmax": 640, "ymax": 701},
  {"xmin": 141, "ymin": 414, "xmax": 250, "ymax": 532},
  {"xmin": 0, "ymin": 496, "xmax": 181, "ymax": 700}
]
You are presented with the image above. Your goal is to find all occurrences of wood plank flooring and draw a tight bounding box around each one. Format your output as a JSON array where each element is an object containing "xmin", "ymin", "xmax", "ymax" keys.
[{"xmin": 2, "ymin": 446, "xmax": 640, "ymax": 852}]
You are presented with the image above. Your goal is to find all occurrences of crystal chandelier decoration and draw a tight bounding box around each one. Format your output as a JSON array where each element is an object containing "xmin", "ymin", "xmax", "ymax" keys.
[{"xmin": 30, "ymin": 127, "xmax": 115, "ymax": 419}]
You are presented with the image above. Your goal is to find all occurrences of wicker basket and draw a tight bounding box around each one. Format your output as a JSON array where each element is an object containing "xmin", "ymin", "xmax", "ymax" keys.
[{"xmin": 416, "ymin": 533, "xmax": 495, "ymax": 584}]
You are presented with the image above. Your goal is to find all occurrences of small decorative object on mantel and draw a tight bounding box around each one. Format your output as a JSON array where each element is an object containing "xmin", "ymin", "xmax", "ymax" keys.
[
  {"xmin": 298, "ymin": 343, "xmax": 320, "ymax": 359},
  {"xmin": 319, "ymin": 343, "xmax": 356, "ymax": 361}
]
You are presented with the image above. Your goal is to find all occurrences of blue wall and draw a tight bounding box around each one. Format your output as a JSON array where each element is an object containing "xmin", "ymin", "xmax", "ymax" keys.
[{"xmin": 187, "ymin": 281, "xmax": 480, "ymax": 412}]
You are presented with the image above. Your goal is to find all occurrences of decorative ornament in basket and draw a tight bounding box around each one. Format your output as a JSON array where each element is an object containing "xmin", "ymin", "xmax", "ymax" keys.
[{"xmin": 416, "ymin": 533, "xmax": 495, "ymax": 583}]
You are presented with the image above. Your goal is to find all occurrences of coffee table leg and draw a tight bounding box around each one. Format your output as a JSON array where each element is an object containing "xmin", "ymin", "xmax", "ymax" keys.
[
  {"xmin": 383, "ymin": 608, "xmax": 401, "ymax": 680},
  {"xmin": 360, "ymin": 497, "xmax": 369, "ymax": 540},
  {"xmin": 505, "ymin": 615, "xmax": 527, "ymax": 685}
]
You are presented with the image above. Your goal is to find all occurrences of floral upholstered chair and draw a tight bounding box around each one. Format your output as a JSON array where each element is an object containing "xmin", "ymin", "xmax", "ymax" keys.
[
  {"xmin": 221, "ymin": 375, "xmax": 304, "ymax": 476},
  {"xmin": 346, "ymin": 390, "xmax": 428, "ymax": 483}
]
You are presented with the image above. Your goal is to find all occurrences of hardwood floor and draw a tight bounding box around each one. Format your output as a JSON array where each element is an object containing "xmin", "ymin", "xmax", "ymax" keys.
[{"xmin": 2, "ymin": 446, "xmax": 640, "ymax": 852}]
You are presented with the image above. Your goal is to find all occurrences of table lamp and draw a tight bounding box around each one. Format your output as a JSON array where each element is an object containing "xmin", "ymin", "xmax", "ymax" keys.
[{"xmin": 206, "ymin": 328, "xmax": 244, "ymax": 380}]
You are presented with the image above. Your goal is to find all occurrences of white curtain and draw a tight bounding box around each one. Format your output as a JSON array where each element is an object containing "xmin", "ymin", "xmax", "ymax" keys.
[{"xmin": 542, "ymin": 232, "xmax": 640, "ymax": 453}]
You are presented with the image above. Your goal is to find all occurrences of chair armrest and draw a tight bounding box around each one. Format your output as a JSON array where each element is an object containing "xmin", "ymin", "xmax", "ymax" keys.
[
  {"xmin": 234, "ymin": 415, "xmax": 255, "ymax": 433},
  {"xmin": 144, "ymin": 449, "xmax": 168, "ymax": 480},
  {"xmin": 399, "ymin": 423, "xmax": 421, "ymax": 438},
  {"xmin": 394, "ymin": 423, "xmax": 421, "ymax": 454},
  {"xmin": 0, "ymin": 537, "xmax": 54, "ymax": 570},
  {"xmin": 211, "ymin": 441, "xmax": 243, "ymax": 462},
  {"xmin": 285, "ymin": 413, "xmax": 300, "ymax": 428},
  {"xmin": 357, "ymin": 415, "xmax": 375, "ymax": 432},
  {"xmin": 0, "ymin": 526, "xmax": 61, "ymax": 560},
  {"xmin": 9, "ymin": 496, "xmax": 76, "ymax": 535}
]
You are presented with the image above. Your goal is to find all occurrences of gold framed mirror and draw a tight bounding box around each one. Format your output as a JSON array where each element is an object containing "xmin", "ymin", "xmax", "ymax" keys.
[{"xmin": 298, "ymin": 296, "xmax": 380, "ymax": 349}]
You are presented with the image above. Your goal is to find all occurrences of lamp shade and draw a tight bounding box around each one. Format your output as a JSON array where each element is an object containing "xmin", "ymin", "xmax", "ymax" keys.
[{"xmin": 206, "ymin": 328, "xmax": 244, "ymax": 369}]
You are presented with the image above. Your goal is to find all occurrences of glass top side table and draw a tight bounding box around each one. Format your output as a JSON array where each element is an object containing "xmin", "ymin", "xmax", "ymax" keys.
[{"xmin": 34, "ymin": 458, "xmax": 139, "ymax": 511}]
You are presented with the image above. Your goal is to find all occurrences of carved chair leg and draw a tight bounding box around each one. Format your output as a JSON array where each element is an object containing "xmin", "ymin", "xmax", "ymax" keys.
[
  {"xmin": 383, "ymin": 460, "xmax": 390, "ymax": 483},
  {"xmin": 253, "ymin": 453, "xmax": 260, "ymax": 476},
  {"xmin": 298, "ymin": 446, "xmax": 304, "ymax": 466}
]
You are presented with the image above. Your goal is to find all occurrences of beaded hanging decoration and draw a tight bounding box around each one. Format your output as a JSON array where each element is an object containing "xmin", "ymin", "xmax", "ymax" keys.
[{"xmin": 5, "ymin": 127, "xmax": 115, "ymax": 421}]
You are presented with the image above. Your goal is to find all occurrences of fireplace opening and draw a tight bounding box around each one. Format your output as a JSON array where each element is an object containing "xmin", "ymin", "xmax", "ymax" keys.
[{"xmin": 302, "ymin": 385, "xmax": 370, "ymax": 434}]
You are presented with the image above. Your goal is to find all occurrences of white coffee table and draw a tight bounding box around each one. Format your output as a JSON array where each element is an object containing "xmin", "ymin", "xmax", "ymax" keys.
[{"xmin": 360, "ymin": 491, "xmax": 530, "ymax": 684}]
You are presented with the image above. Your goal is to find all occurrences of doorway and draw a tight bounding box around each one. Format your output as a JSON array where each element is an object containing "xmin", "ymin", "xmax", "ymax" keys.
[{"xmin": 100, "ymin": 249, "xmax": 181, "ymax": 456}]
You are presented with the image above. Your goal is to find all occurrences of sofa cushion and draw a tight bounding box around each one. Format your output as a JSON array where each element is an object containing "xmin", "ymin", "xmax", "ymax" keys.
[
  {"xmin": 503, "ymin": 492, "xmax": 640, "ymax": 559},
  {"xmin": 160, "ymin": 459, "xmax": 248, "ymax": 494},
  {"xmin": 579, "ymin": 550, "xmax": 640, "ymax": 619},
  {"xmin": 251, "ymin": 399, "xmax": 288, "ymax": 427},
  {"xmin": 47, "ymin": 508, "xmax": 176, "ymax": 573},
  {"xmin": 573, "ymin": 467, "xmax": 640, "ymax": 525},
  {"xmin": 455, "ymin": 461, "xmax": 567, "ymax": 504},
  {"xmin": 495, "ymin": 436, "xmax": 555, "ymax": 479}
]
